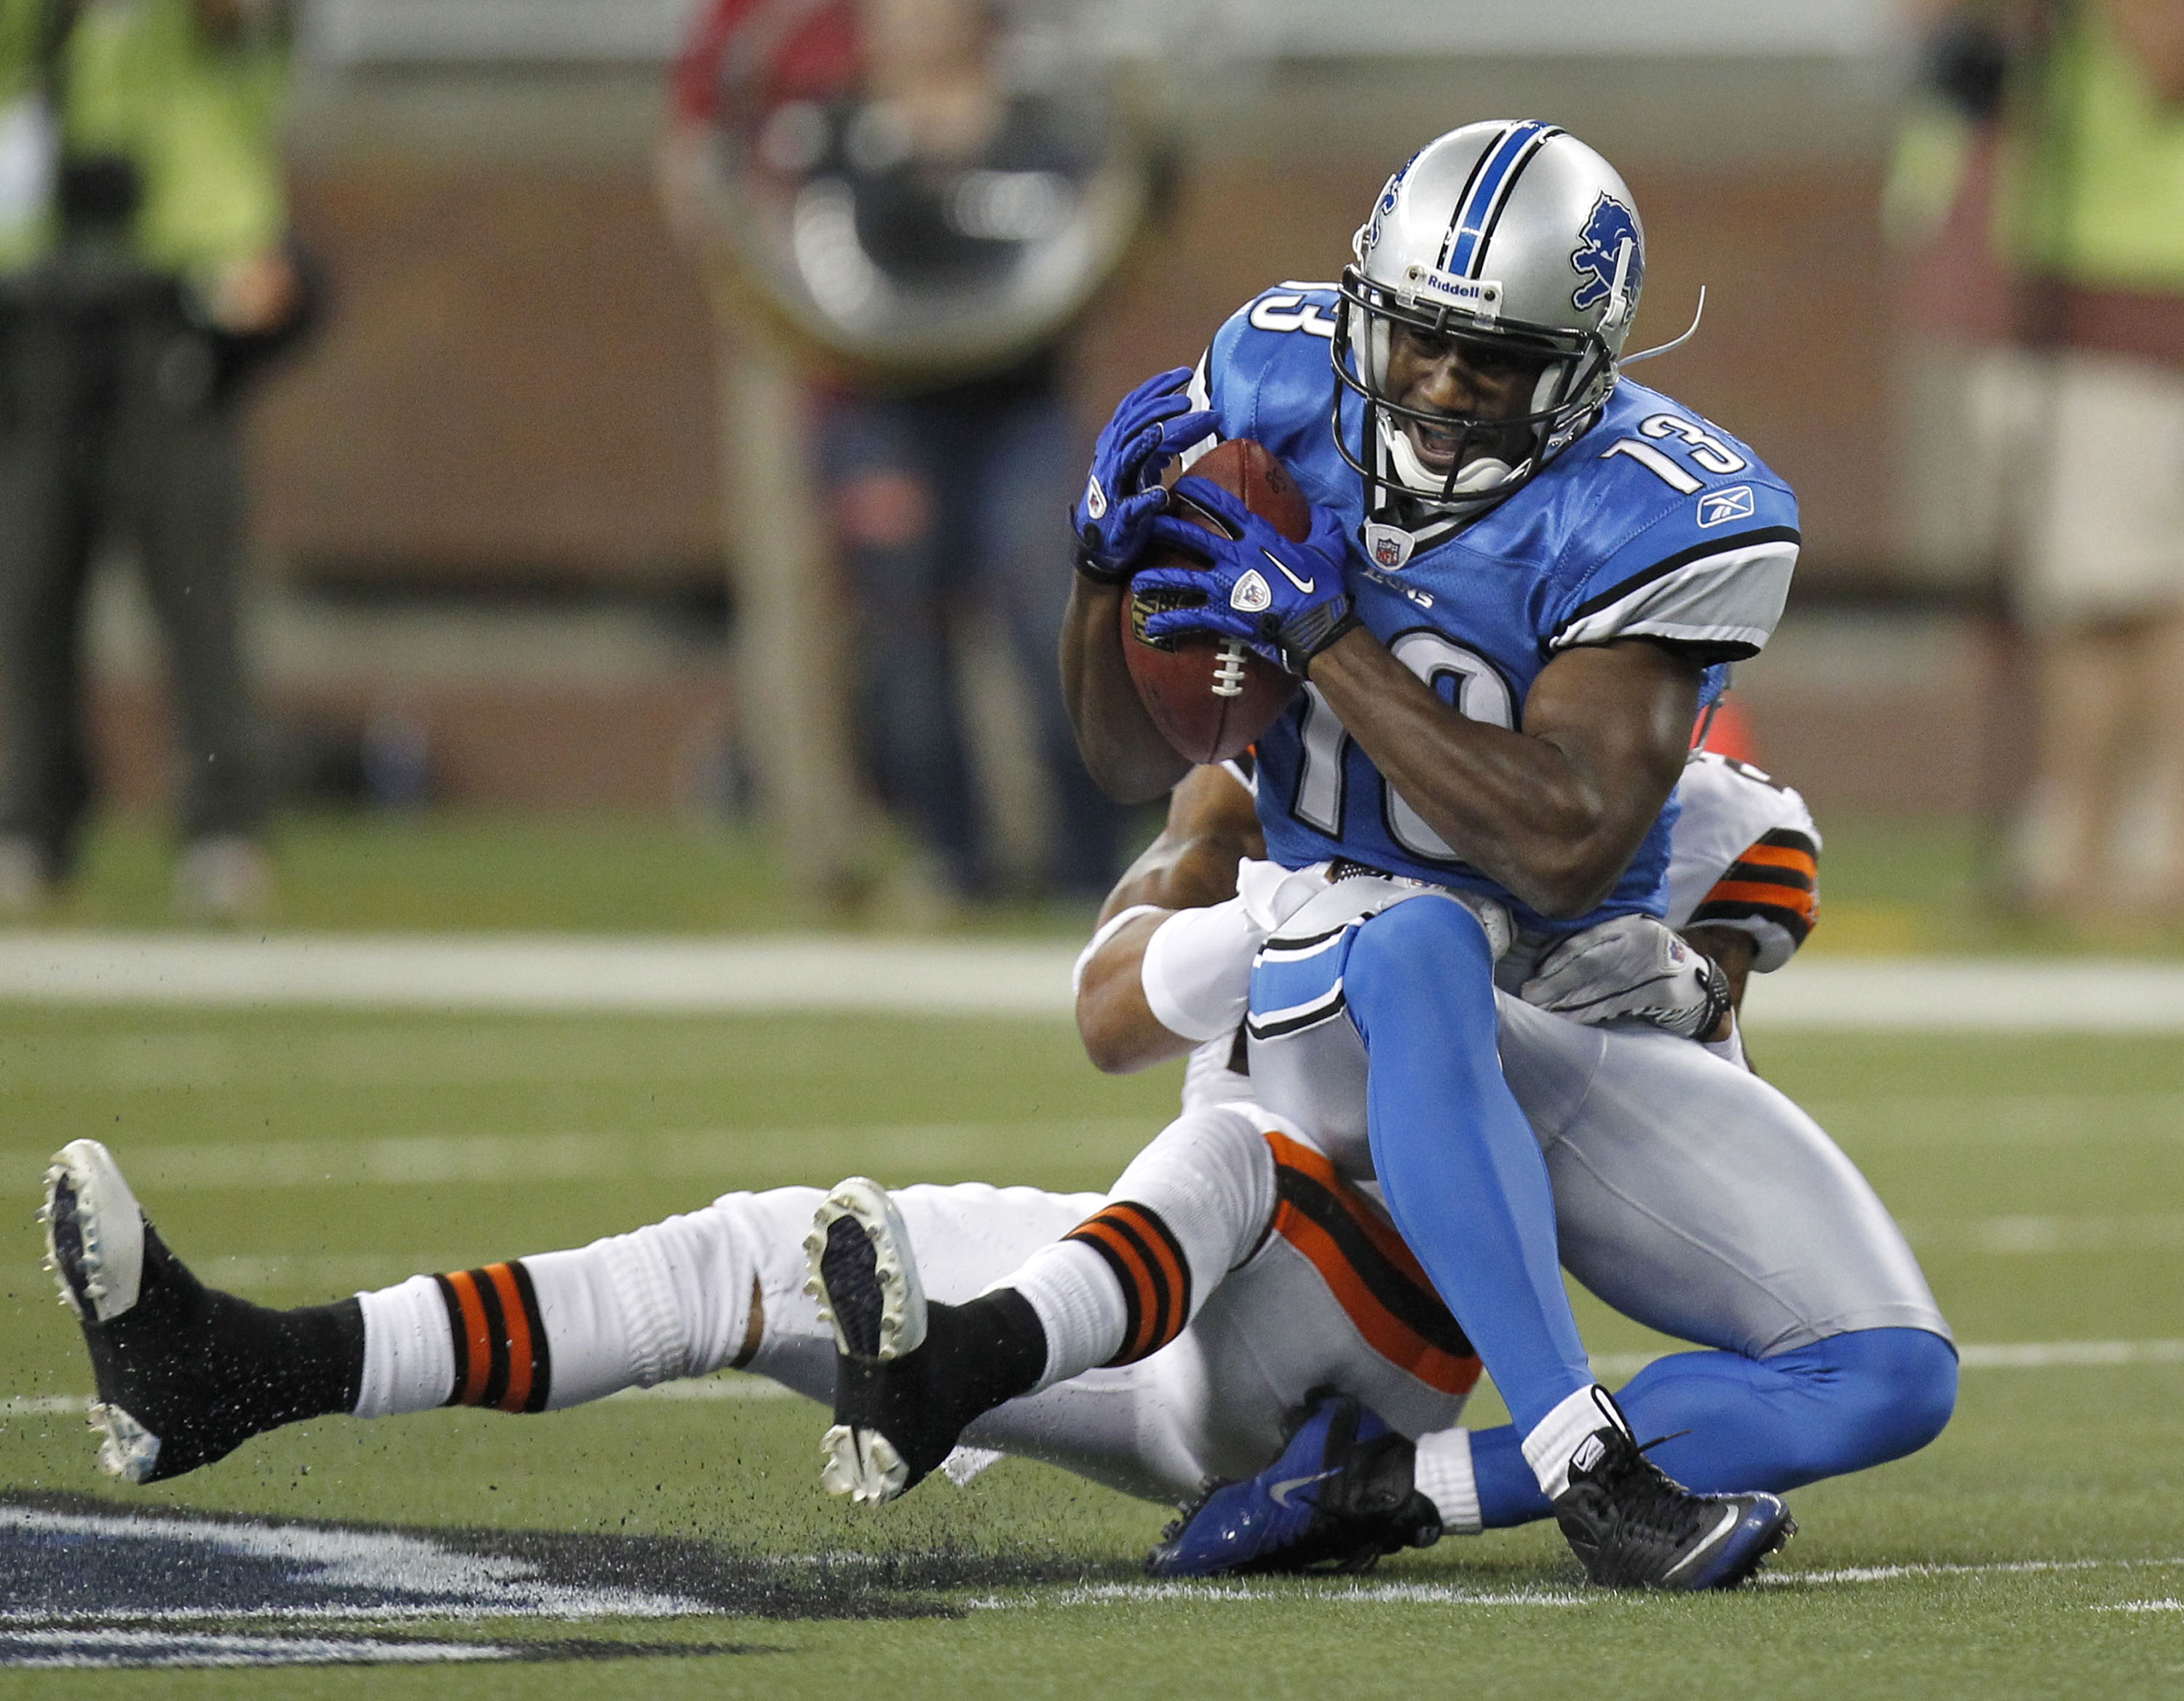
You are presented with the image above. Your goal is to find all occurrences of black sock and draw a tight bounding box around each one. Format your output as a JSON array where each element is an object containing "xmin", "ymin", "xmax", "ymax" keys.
[
  {"xmin": 930, "ymin": 1289, "xmax": 1048, "ymax": 1420},
  {"xmin": 88, "ymin": 1226, "xmax": 366, "ymax": 1478},
  {"xmin": 833, "ymin": 1287, "xmax": 1048, "ymax": 1491}
]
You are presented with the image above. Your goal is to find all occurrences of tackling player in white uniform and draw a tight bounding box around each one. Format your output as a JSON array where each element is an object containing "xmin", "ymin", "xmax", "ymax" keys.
[{"xmin": 39, "ymin": 746, "xmax": 1947, "ymax": 1585}]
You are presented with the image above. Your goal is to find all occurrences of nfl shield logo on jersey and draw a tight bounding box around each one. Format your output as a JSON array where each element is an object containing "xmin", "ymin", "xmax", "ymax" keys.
[
  {"xmin": 1571, "ymin": 194, "xmax": 1644, "ymax": 314},
  {"xmin": 1364, "ymin": 523, "xmax": 1415, "ymax": 570}
]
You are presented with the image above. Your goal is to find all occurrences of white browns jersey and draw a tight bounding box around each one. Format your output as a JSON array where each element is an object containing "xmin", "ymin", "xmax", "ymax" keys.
[{"xmin": 1663, "ymin": 750, "xmax": 1820, "ymax": 973}]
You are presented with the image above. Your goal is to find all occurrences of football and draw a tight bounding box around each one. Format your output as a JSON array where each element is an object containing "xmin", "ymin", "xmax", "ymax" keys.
[{"xmin": 1121, "ymin": 438, "xmax": 1305, "ymax": 765}]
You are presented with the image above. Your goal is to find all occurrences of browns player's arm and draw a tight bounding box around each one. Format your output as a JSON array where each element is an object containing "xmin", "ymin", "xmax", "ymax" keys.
[
  {"xmin": 1305, "ymin": 631, "xmax": 1700, "ymax": 919},
  {"xmin": 1061, "ymin": 577, "xmax": 1195, "ymax": 803},
  {"xmin": 1077, "ymin": 765, "xmax": 1262, "ymax": 1074},
  {"xmin": 1679, "ymin": 926, "xmax": 1758, "ymax": 1020}
]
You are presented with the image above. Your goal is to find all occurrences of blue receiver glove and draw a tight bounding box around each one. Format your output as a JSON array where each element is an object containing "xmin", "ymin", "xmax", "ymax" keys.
[
  {"xmin": 1073, "ymin": 368, "xmax": 1216, "ymax": 584},
  {"xmin": 1135, "ymin": 477, "xmax": 1361, "ymax": 675}
]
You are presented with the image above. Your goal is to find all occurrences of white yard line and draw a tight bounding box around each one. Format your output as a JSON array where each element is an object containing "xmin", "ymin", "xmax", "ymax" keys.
[
  {"xmin": 0, "ymin": 935, "xmax": 1083, "ymax": 1015},
  {"xmin": 0, "ymin": 1122, "xmax": 1142, "ymax": 1193},
  {"xmin": 0, "ymin": 935, "xmax": 2182, "ymax": 1028}
]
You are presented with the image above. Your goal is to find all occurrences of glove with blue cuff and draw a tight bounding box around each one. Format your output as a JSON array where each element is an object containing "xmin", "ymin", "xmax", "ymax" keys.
[
  {"xmin": 1073, "ymin": 368, "xmax": 1216, "ymax": 584},
  {"xmin": 1133, "ymin": 477, "xmax": 1359, "ymax": 675}
]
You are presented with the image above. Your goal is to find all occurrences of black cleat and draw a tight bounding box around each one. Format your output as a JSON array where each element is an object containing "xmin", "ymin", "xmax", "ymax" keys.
[
  {"xmin": 1147, "ymin": 1393, "xmax": 1442, "ymax": 1577},
  {"xmin": 1552, "ymin": 1392, "xmax": 1795, "ymax": 1590},
  {"xmin": 805, "ymin": 1178, "xmax": 1045, "ymax": 1505},
  {"xmin": 40, "ymin": 1138, "xmax": 360, "ymax": 1483}
]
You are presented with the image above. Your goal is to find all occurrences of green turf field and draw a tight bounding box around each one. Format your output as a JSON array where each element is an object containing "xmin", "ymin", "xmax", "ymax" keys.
[{"xmin": 4, "ymin": 1007, "xmax": 2184, "ymax": 1697}]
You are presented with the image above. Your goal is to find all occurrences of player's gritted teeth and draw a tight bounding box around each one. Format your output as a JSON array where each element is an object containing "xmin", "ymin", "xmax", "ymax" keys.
[{"xmin": 1385, "ymin": 325, "xmax": 1543, "ymax": 471}]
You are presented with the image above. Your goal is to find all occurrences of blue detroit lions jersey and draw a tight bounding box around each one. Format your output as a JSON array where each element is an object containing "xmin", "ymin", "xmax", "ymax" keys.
[{"xmin": 1187, "ymin": 281, "xmax": 1800, "ymax": 937}]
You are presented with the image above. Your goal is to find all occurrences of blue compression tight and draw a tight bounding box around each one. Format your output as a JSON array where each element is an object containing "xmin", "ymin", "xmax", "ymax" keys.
[
  {"xmin": 1468, "ymin": 1326, "xmax": 1960, "ymax": 1526},
  {"xmin": 1341, "ymin": 897, "xmax": 1594, "ymax": 1435}
]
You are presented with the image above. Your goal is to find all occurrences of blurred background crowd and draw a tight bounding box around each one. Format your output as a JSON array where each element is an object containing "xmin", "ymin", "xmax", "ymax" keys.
[{"xmin": 4, "ymin": 0, "xmax": 2180, "ymax": 948}]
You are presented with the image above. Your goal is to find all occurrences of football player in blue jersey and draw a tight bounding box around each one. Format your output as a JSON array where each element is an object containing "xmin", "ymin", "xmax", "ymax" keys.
[{"xmin": 818, "ymin": 123, "xmax": 1818, "ymax": 1589}]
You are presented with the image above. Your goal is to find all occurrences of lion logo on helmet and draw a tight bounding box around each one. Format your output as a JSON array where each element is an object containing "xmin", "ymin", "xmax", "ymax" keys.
[
  {"xmin": 1570, "ymin": 194, "xmax": 1642, "ymax": 315},
  {"xmin": 1361, "ymin": 150, "xmax": 1420, "ymax": 258}
]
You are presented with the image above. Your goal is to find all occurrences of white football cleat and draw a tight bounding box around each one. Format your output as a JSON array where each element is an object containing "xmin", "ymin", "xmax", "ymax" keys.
[{"xmin": 41, "ymin": 1139, "xmax": 147, "ymax": 1325}]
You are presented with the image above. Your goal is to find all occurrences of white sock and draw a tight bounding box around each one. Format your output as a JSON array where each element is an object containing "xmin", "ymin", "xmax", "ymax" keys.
[
  {"xmin": 349, "ymin": 1197, "xmax": 764, "ymax": 1417},
  {"xmin": 1001, "ymin": 1239, "xmax": 1128, "ymax": 1392},
  {"xmin": 1522, "ymin": 1384, "xmax": 1623, "ymax": 1502},
  {"xmin": 1411, "ymin": 1427, "xmax": 1481, "ymax": 1535},
  {"xmin": 352, "ymin": 1276, "xmax": 454, "ymax": 1418},
  {"xmin": 997, "ymin": 1104, "xmax": 1279, "ymax": 1392}
]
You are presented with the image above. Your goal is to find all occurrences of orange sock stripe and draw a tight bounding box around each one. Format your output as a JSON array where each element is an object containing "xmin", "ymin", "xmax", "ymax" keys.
[
  {"xmin": 438, "ymin": 1271, "xmax": 494, "ymax": 1407},
  {"xmin": 435, "ymin": 1262, "xmax": 550, "ymax": 1413},
  {"xmin": 1105, "ymin": 1202, "xmax": 1188, "ymax": 1351},
  {"xmin": 1066, "ymin": 1218, "xmax": 1155, "ymax": 1358},
  {"xmin": 1064, "ymin": 1202, "xmax": 1191, "ymax": 1365},
  {"xmin": 505, "ymin": 1258, "xmax": 551, "ymax": 1413},
  {"xmin": 484, "ymin": 1264, "xmax": 534, "ymax": 1414}
]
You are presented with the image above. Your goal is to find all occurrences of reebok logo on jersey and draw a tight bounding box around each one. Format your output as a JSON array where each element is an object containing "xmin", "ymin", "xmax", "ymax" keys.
[
  {"xmin": 1269, "ymin": 1468, "xmax": 1338, "ymax": 1509},
  {"xmin": 1231, "ymin": 569, "xmax": 1274, "ymax": 613},
  {"xmin": 1696, "ymin": 485, "xmax": 1754, "ymax": 528},
  {"xmin": 1263, "ymin": 550, "xmax": 1314, "ymax": 595}
]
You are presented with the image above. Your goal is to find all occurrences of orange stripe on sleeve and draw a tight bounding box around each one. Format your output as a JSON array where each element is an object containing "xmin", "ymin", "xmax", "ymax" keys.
[
  {"xmin": 1733, "ymin": 842, "xmax": 1817, "ymax": 876},
  {"xmin": 1703, "ymin": 878, "xmax": 1817, "ymax": 921}
]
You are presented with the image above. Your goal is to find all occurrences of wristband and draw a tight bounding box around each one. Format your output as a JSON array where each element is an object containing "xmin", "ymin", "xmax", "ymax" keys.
[
  {"xmin": 1075, "ymin": 543, "xmax": 1136, "ymax": 587},
  {"xmin": 1072, "ymin": 903, "xmax": 1163, "ymax": 997},
  {"xmin": 1700, "ymin": 1014, "xmax": 1748, "ymax": 1071},
  {"xmin": 1279, "ymin": 600, "xmax": 1361, "ymax": 674}
]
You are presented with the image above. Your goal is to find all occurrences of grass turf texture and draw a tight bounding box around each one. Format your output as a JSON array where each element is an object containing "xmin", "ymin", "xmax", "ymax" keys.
[{"xmin": 4, "ymin": 1012, "xmax": 2184, "ymax": 1697}]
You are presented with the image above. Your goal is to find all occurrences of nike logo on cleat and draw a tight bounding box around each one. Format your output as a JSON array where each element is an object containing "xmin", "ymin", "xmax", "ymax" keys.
[
  {"xmin": 1661, "ymin": 1504, "xmax": 1741, "ymax": 1579},
  {"xmin": 1268, "ymin": 1468, "xmax": 1338, "ymax": 1509}
]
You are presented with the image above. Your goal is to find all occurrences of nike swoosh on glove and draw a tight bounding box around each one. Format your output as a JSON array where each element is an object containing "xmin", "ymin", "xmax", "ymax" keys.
[
  {"xmin": 1519, "ymin": 913, "xmax": 1731, "ymax": 1040},
  {"xmin": 1073, "ymin": 368, "xmax": 1217, "ymax": 583},
  {"xmin": 1134, "ymin": 478, "xmax": 1359, "ymax": 675}
]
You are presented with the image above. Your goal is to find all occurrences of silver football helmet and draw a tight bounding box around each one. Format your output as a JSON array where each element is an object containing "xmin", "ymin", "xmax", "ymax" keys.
[{"xmin": 1333, "ymin": 120, "xmax": 1645, "ymax": 518}]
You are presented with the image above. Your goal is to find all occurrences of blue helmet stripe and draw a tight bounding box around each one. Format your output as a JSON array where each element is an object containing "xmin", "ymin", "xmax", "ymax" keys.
[{"xmin": 1444, "ymin": 120, "xmax": 1557, "ymax": 279}]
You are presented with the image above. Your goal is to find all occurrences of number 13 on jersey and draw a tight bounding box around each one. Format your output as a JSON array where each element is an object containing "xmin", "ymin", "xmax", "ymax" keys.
[{"xmin": 1288, "ymin": 630, "xmax": 1514, "ymax": 863}]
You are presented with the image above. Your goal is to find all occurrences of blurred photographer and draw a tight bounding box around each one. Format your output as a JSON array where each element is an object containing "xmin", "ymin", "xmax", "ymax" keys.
[
  {"xmin": 0, "ymin": 0, "xmax": 304, "ymax": 919},
  {"xmin": 668, "ymin": 0, "xmax": 1150, "ymax": 909}
]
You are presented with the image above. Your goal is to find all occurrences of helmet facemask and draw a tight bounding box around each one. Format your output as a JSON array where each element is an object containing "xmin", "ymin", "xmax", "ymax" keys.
[{"xmin": 1331, "ymin": 262, "xmax": 1619, "ymax": 522}]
